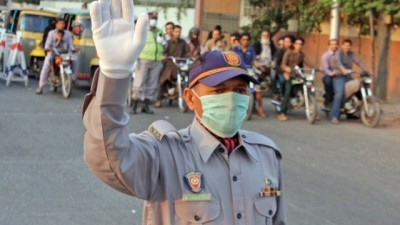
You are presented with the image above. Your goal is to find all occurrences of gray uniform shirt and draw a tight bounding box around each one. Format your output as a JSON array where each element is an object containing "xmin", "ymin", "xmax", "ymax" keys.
[{"xmin": 82, "ymin": 70, "xmax": 287, "ymax": 225}]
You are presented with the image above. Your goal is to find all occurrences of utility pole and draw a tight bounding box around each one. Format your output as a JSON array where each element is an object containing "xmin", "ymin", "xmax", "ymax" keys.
[
  {"xmin": 194, "ymin": 0, "xmax": 203, "ymax": 29},
  {"xmin": 330, "ymin": 0, "xmax": 340, "ymax": 39}
]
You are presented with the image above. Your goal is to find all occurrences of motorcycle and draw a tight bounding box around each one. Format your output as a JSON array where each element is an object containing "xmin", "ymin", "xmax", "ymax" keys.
[
  {"xmin": 253, "ymin": 61, "xmax": 274, "ymax": 96},
  {"xmin": 322, "ymin": 71, "xmax": 381, "ymax": 127},
  {"xmin": 48, "ymin": 48, "xmax": 73, "ymax": 98},
  {"xmin": 161, "ymin": 57, "xmax": 193, "ymax": 113},
  {"xmin": 271, "ymin": 66, "xmax": 319, "ymax": 124}
]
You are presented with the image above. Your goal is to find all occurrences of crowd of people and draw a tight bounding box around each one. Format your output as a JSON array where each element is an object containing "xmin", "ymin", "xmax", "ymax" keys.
[
  {"xmin": 129, "ymin": 14, "xmax": 369, "ymax": 125},
  {"xmin": 34, "ymin": 9, "xmax": 368, "ymax": 125}
]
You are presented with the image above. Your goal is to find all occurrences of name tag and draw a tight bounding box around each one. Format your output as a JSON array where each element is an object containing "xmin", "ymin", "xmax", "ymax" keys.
[{"xmin": 182, "ymin": 193, "xmax": 212, "ymax": 202}]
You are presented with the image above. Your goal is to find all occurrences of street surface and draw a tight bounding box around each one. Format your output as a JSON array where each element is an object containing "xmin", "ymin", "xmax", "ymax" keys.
[{"xmin": 1, "ymin": 79, "xmax": 399, "ymax": 225}]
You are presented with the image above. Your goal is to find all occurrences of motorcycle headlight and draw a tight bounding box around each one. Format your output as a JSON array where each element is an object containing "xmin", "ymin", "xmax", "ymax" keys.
[
  {"xmin": 180, "ymin": 63, "xmax": 189, "ymax": 71},
  {"xmin": 363, "ymin": 77, "xmax": 372, "ymax": 84},
  {"xmin": 61, "ymin": 54, "xmax": 71, "ymax": 61},
  {"xmin": 306, "ymin": 74, "xmax": 314, "ymax": 81}
]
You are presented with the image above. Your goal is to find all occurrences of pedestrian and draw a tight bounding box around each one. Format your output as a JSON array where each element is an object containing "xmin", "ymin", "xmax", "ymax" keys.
[
  {"xmin": 228, "ymin": 32, "xmax": 241, "ymax": 50},
  {"xmin": 253, "ymin": 30, "xmax": 276, "ymax": 67},
  {"xmin": 155, "ymin": 24, "xmax": 189, "ymax": 108},
  {"xmin": 233, "ymin": 32, "xmax": 267, "ymax": 118},
  {"xmin": 159, "ymin": 21, "xmax": 174, "ymax": 48},
  {"xmin": 187, "ymin": 27, "xmax": 201, "ymax": 61},
  {"xmin": 130, "ymin": 12, "xmax": 164, "ymax": 114},
  {"xmin": 35, "ymin": 18, "xmax": 76, "ymax": 95},
  {"xmin": 83, "ymin": 1, "xmax": 287, "ymax": 224},
  {"xmin": 203, "ymin": 27, "xmax": 225, "ymax": 53}
]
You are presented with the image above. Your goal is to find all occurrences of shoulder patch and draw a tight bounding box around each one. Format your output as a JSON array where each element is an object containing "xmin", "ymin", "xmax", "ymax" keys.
[
  {"xmin": 148, "ymin": 120, "xmax": 177, "ymax": 141},
  {"xmin": 240, "ymin": 130, "xmax": 282, "ymax": 159}
]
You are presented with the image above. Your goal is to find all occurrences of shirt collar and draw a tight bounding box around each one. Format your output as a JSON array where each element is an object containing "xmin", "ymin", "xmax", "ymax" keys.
[{"xmin": 188, "ymin": 118, "xmax": 258, "ymax": 163}]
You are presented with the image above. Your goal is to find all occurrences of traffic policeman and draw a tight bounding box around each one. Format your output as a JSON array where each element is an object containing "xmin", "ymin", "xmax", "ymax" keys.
[{"xmin": 83, "ymin": 0, "xmax": 287, "ymax": 224}]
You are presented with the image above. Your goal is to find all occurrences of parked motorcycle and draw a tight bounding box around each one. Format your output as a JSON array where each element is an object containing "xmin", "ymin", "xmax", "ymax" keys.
[
  {"xmin": 271, "ymin": 66, "xmax": 319, "ymax": 124},
  {"xmin": 322, "ymin": 71, "xmax": 381, "ymax": 127},
  {"xmin": 48, "ymin": 48, "xmax": 73, "ymax": 98},
  {"xmin": 161, "ymin": 57, "xmax": 193, "ymax": 113}
]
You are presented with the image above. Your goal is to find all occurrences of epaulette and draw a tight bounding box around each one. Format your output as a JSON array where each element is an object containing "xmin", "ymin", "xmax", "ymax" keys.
[
  {"xmin": 148, "ymin": 120, "xmax": 178, "ymax": 142},
  {"xmin": 240, "ymin": 130, "xmax": 282, "ymax": 159}
]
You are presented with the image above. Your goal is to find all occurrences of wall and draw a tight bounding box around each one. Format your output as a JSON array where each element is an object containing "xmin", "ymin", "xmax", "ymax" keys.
[{"xmin": 300, "ymin": 30, "xmax": 400, "ymax": 102}]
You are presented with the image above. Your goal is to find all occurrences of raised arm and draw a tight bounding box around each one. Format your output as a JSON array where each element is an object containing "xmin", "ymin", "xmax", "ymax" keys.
[{"xmin": 82, "ymin": 0, "xmax": 160, "ymax": 199}]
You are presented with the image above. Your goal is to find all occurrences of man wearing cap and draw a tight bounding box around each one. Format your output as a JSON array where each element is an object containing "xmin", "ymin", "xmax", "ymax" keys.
[
  {"xmin": 130, "ymin": 11, "xmax": 163, "ymax": 114},
  {"xmin": 83, "ymin": 0, "xmax": 287, "ymax": 224}
]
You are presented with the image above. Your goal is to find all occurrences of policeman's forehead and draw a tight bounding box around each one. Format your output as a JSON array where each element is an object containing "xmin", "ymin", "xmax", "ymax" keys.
[{"xmin": 194, "ymin": 76, "xmax": 248, "ymax": 91}]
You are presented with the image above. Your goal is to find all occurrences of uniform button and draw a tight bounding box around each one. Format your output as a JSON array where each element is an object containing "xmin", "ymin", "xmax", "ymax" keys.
[
  {"xmin": 232, "ymin": 176, "xmax": 237, "ymax": 182},
  {"xmin": 219, "ymin": 148, "xmax": 224, "ymax": 153},
  {"xmin": 269, "ymin": 210, "xmax": 273, "ymax": 216},
  {"xmin": 241, "ymin": 134, "xmax": 247, "ymax": 138},
  {"xmin": 237, "ymin": 213, "xmax": 242, "ymax": 219},
  {"xmin": 194, "ymin": 215, "xmax": 201, "ymax": 221}
]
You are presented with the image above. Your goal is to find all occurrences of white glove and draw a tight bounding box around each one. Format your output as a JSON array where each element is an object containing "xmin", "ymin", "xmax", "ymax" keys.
[{"xmin": 90, "ymin": 0, "xmax": 148, "ymax": 79}]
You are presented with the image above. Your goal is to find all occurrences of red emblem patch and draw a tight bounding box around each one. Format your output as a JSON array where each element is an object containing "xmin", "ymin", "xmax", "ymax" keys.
[
  {"xmin": 184, "ymin": 171, "xmax": 203, "ymax": 193},
  {"xmin": 222, "ymin": 51, "xmax": 241, "ymax": 66}
]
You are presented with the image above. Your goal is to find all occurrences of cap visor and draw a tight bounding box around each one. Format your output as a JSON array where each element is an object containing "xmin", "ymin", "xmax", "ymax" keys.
[{"xmin": 199, "ymin": 70, "xmax": 259, "ymax": 87}]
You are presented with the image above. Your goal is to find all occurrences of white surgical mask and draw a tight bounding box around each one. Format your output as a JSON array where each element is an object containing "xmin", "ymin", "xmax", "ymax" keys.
[
  {"xmin": 192, "ymin": 90, "xmax": 249, "ymax": 138},
  {"xmin": 149, "ymin": 19, "xmax": 157, "ymax": 28}
]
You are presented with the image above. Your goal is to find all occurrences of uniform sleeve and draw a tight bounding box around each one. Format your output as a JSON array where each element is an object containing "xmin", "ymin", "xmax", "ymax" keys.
[{"xmin": 82, "ymin": 69, "xmax": 160, "ymax": 199}]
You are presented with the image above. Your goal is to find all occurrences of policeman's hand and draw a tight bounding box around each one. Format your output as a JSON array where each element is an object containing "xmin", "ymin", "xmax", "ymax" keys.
[{"xmin": 90, "ymin": 0, "xmax": 148, "ymax": 79}]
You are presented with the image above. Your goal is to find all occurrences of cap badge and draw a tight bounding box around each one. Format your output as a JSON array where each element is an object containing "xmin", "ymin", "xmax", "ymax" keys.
[{"xmin": 222, "ymin": 51, "xmax": 241, "ymax": 66}]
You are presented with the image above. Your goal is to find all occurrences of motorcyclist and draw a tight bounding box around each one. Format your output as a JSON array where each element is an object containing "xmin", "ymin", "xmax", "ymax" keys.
[
  {"xmin": 155, "ymin": 24, "xmax": 189, "ymax": 108},
  {"xmin": 278, "ymin": 37, "xmax": 313, "ymax": 121},
  {"xmin": 329, "ymin": 39, "xmax": 369, "ymax": 124},
  {"xmin": 233, "ymin": 32, "xmax": 267, "ymax": 118},
  {"xmin": 36, "ymin": 18, "xmax": 75, "ymax": 95},
  {"xmin": 321, "ymin": 39, "xmax": 340, "ymax": 109}
]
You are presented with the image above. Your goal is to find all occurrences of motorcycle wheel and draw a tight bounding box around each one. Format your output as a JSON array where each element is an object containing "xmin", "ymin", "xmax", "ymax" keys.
[
  {"xmin": 361, "ymin": 97, "xmax": 381, "ymax": 128},
  {"xmin": 305, "ymin": 94, "xmax": 318, "ymax": 124},
  {"xmin": 245, "ymin": 93, "xmax": 255, "ymax": 121},
  {"xmin": 61, "ymin": 71, "xmax": 72, "ymax": 99}
]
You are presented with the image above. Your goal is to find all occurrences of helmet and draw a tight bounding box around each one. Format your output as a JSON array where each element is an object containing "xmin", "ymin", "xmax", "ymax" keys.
[{"xmin": 189, "ymin": 27, "xmax": 200, "ymax": 36}]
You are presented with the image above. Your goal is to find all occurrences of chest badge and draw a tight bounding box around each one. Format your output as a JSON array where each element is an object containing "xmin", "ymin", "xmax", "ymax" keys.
[
  {"xmin": 184, "ymin": 171, "xmax": 203, "ymax": 193},
  {"xmin": 258, "ymin": 178, "xmax": 282, "ymax": 198}
]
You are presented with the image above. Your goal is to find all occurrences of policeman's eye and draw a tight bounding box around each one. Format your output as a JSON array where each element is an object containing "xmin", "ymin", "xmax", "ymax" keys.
[
  {"xmin": 215, "ymin": 88, "xmax": 225, "ymax": 94},
  {"xmin": 234, "ymin": 87, "xmax": 248, "ymax": 94}
]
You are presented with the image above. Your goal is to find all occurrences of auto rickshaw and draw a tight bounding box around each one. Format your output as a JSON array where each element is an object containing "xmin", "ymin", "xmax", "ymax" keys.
[
  {"xmin": 6, "ymin": 9, "xmax": 57, "ymax": 78},
  {"xmin": 61, "ymin": 9, "xmax": 98, "ymax": 85}
]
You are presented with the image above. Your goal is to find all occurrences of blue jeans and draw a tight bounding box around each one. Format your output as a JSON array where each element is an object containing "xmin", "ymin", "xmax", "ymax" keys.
[{"xmin": 330, "ymin": 75, "xmax": 352, "ymax": 119}]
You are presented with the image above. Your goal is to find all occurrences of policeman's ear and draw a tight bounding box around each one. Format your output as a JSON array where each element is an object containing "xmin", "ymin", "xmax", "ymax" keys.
[{"xmin": 184, "ymin": 88, "xmax": 196, "ymax": 111}]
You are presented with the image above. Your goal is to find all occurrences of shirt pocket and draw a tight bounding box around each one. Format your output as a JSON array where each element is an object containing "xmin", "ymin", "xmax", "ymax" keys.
[
  {"xmin": 175, "ymin": 200, "xmax": 220, "ymax": 224},
  {"xmin": 254, "ymin": 197, "xmax": 277, "ymax": 225}
]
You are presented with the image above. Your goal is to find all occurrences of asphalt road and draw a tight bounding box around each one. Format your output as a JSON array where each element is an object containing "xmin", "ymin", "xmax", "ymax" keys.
[{"xmin": 1, "ymin": 79, "xmax": 399, "ymax": 225}]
